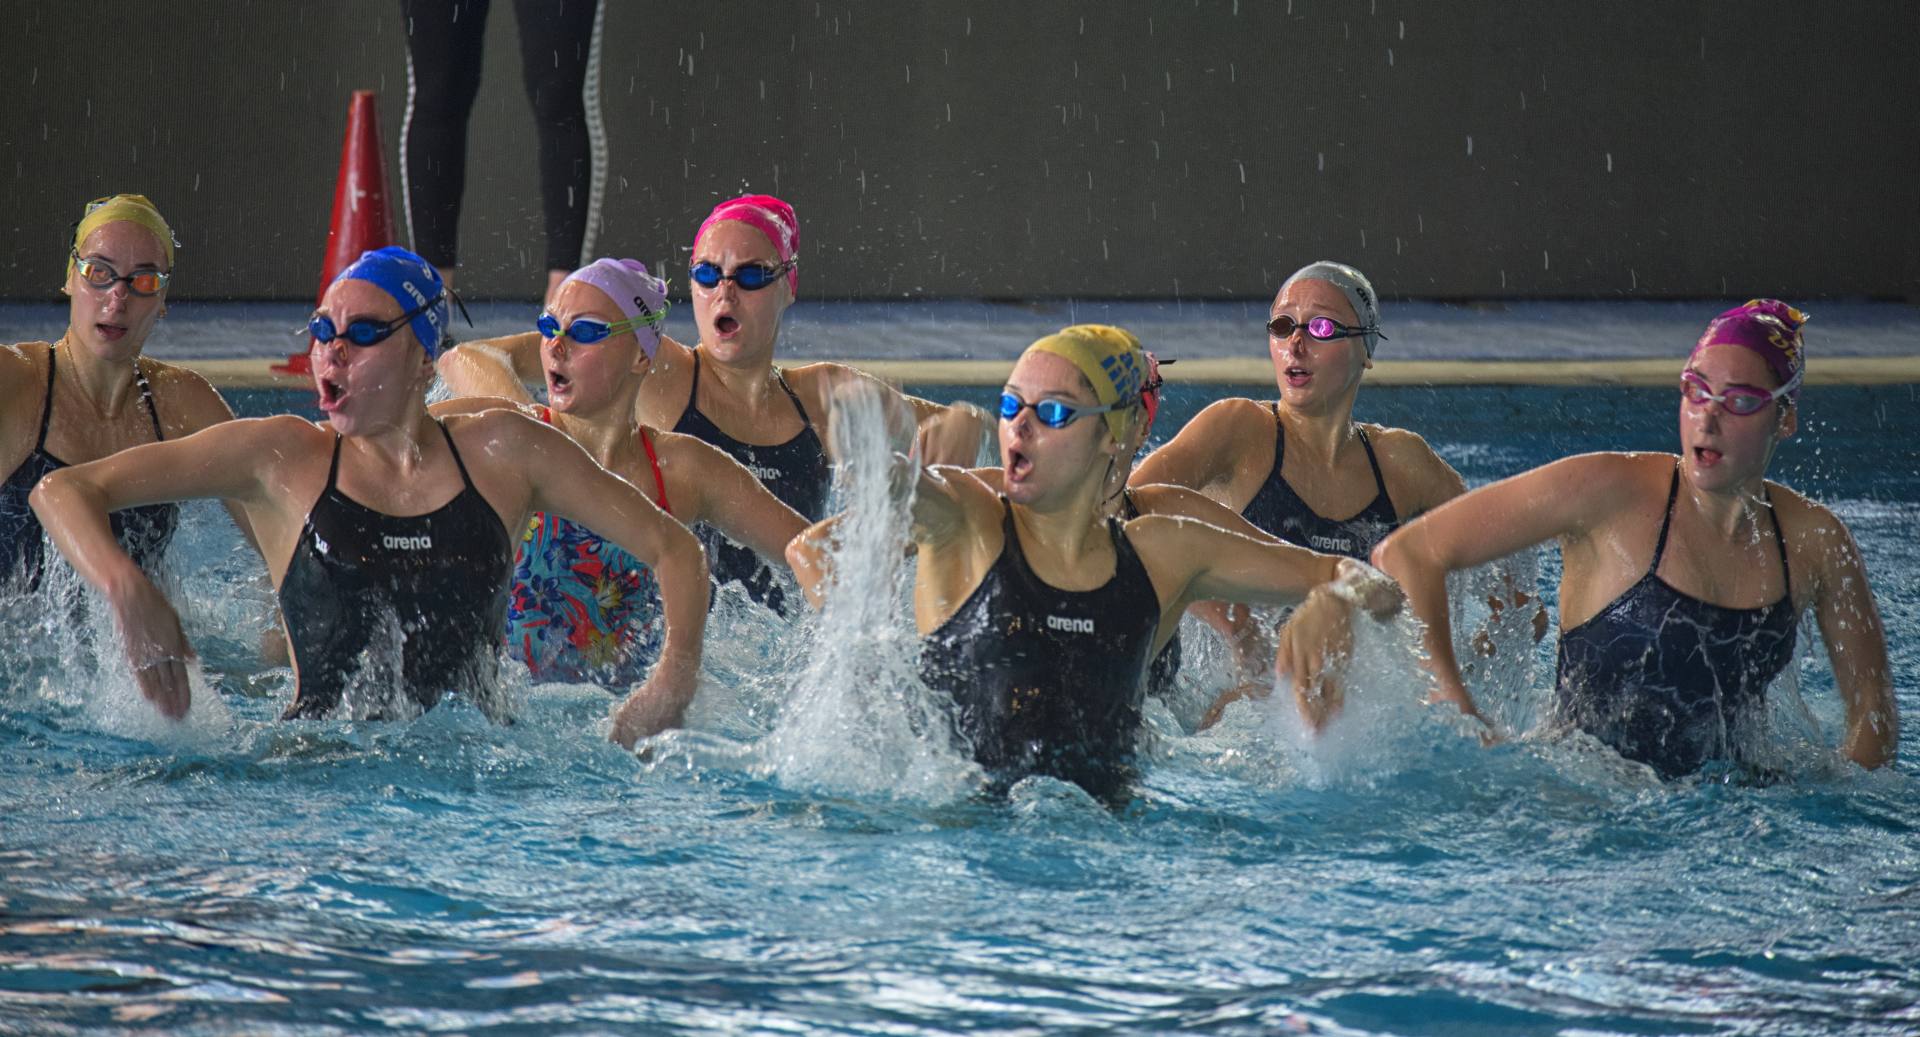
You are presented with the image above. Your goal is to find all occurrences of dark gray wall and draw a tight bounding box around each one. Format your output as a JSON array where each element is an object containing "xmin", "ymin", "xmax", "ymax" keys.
[{"xmin": 5, "ymin": 1, "xmax": 1916, "ymax": 301}]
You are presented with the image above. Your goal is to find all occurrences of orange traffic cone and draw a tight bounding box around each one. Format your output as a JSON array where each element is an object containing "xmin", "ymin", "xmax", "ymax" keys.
[{"xmin": 274, "ymin": 90, "xmax": 396, "ymax": 376}]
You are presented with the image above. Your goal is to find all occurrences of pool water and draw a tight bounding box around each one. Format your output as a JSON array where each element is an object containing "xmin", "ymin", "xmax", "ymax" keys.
[{"xmin": 2, "ymin": 384, "xmax": 1916, "ymax": 1035}]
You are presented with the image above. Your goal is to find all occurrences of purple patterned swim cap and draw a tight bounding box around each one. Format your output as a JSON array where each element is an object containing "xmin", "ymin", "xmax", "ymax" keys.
[{"xmin": 1689, "ymin": 299, "xmax": 1808, "ymax": 400}]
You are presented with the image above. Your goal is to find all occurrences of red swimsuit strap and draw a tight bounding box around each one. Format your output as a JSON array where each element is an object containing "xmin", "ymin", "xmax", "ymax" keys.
[{"xmin": 640, "ymin": 428, "xmax": 671, "ymax": 516}]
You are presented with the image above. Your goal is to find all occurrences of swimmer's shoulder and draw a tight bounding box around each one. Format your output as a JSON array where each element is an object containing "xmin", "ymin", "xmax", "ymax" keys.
[
  {"xmin": 429, "ymin": 395, "xmax": 540, "ymax": 421},
  {"xmin": 0, "ymin": 343, "xmax": 53, "ymax": 464},
  {"xmin": 139, "ymin": 358, "xmax": 240, "ymax": 436},
  {"xmin": 633, "ymin": 335, "xmax": 697, "ymax": 420},
  {"xmin": 0, "ymin": 340, "xmax": 53, "ymax": 391},
  {"xmin": 1185, "ymin": 395, "xmax": 1274, "ymax": 439},
  {"xmin": 650, "ymin": 425, "xmax": 761, "ymax": 482},
  {"xmin": 1763, "ymin": 480, "xmax": 1859, "ymax": 588},
  {"xmin": 1361, "ymin": 423, "xmax": 1466, "ymax": 513}
]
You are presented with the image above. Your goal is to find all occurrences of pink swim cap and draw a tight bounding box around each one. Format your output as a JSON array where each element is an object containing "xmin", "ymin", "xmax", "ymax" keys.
[
  {"xmin": 694, "ymin": 194, "xmax": 799, "ymax": 297},
  {"xmin": 1690, "ymin": 299, "xmax": 1808, "ymax": 400}
]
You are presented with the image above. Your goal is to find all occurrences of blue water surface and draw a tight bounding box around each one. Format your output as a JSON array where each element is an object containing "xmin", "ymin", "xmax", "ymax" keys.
[{"xmin": 2, "ymin": 384, "xmax": 1916, "ymax": 1035}]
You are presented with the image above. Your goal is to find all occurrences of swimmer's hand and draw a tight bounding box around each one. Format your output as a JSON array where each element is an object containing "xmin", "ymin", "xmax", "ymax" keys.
[
  {"xmin": 108, "ymin": 573, "xmax": 194, "ymax": 720},
  {"xmin": 1274, "ymin": 586, "xmax": 1355, "ymax": 734},
  {"xmin": 609, "ymin": 653, "xmax": 699, "ymax": 750},
  {"xmin": 1330, "ymin": 558, "xmax": 1403, "ymax": 620}
]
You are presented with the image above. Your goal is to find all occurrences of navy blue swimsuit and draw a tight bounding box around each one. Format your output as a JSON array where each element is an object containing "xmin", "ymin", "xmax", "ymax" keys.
[
  {"xmin": 0, "ymin": 349, "xmax": 177, "ymax": 589},
  {"xmin": 1553, "ymin": 467, "xmax": 1798, "ymax": 778},
  {"xmin": 920, "ymin": 499, "xmax": 1163, "ymax": 804},
  {"xmin": 1241, "ymin": 404, "xmax": 1398, "ymax": 560},
  {"xmin": 277, "ymin": 425, "xmax": 515, "ymax": 720},
  {"xmin": 670, "ymin": 351, "xmax": 830, "ymax": 615}
]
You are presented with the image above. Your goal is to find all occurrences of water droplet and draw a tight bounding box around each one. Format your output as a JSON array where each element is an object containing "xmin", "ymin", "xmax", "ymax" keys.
[
  {"xmin": 1606, "ymin": 152, "xmax": 1613, "ymax": 172},
  {"xmin": 1466, "ymin": 135, "xmax": 1474, "ymax": 156}
]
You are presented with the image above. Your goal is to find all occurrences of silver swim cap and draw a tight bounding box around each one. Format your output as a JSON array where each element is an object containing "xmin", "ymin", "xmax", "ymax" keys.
[{"xmin": 1280, "ymin": 260, "xmax": 1384, "ymax": 358}]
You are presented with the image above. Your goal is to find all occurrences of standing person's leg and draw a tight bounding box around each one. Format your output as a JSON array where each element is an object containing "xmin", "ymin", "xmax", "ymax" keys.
[
  {"xmin": 401, "ymin": 0, "xmax": 492, "ymax": 288},
  {"xmin": 513, "ymin": 0, "xmax": 604, "ymax": 303}
]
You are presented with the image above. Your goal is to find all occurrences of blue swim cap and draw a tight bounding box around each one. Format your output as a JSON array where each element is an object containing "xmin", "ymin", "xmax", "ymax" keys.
[{"xmin": 333, "ymin": 246, "xmax": 450, "ymax": 358}]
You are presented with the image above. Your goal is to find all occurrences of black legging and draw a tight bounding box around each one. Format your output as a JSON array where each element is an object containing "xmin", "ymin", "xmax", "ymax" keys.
[{"xmin": 401, "ymin": 0, "xmax": 600, "ymax": 272}]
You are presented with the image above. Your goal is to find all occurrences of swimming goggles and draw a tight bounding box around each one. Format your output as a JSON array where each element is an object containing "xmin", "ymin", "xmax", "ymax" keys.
[
  {"xmin": 998, "ymin": 391, "xmax": 1132, "ymax": 429},
  {"xmin": 1680, "ymin": 369, "xmax": 1800, "ymax": 416},
  {"xmin": 689, "ymin": 258, "xmax": 796, "ymax": 291},
  {"xmin": 71, "ymin": 251, "xmax": 170, "ymax": 297},
  {"xmin": 536, "ymin": 305, "xmax": 666, "ymax": 344},
  {"xmin": 309, "ymin": 293, "xmax": 446, "ymax": 347},
  {"xmin": 1266, "ymin": 314, "xmax": 1386, "ymax": 343}
]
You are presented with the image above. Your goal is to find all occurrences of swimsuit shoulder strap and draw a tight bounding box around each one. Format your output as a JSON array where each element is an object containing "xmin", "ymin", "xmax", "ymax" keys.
[
  {"xmin": 773, "ymin": 367, "xmax": 814, "ymax": 429},
  {"xmin": 1764, "ymin": 488, "xmax": 1792, "ymax": 599},
  {"xmin": 33, "ymin": 345, "xmax": 57, "ymax": 451},
  {"xmin": 1270, "ymin": 401, "xmax": 1285, "ymax": 466},
  {"xmin": 640, "ymin": 427, "xmax": 671, "ymax": 515},
  {"xmin": 687, "ymin": 348, "xmax": 703, "ymax": 401},
  {"xmin": 437, "ymin": 420, "xmax": 478, "ymax": 492},
  {"xmin": 133, "ymin": 357, "xmax": 163, "ymax": 441},
  {"xmin": 1649, "ymin": 463, "xmax": 1681, "ymax": 573},
  {"xmin": 324, "ymin": 430, "xmax": 344, "ymax": 492},
  {"xmin": 1355, "ymin": 425, "xmax": 1389, "ymax": 498}
]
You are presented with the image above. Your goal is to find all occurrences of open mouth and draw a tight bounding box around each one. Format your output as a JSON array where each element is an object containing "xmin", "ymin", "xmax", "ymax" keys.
[
  {"xmin": 1693, "ymin": 446, "xmax": 1723, "ymax": 466},
  {"xmin": 547, "ymin": 368, "xmax": 573, "ymax": 397},
  {"xmin": 317, "ymin": 376, "xmax": 348, "ymax": 411},
  {"xmin": 1007, "ymin": 448, "xmax": 1034, "ymax": 482},
  {"xmin": 714, "ymin": 315, "xmax": 741, "ymax": 336},
  {"xmin": 1284, "ymin": 366, "xmax": 1312, "ymax": 387},
  {"xmin": 95, "ymin": 322, "xmax": 128, "ymax": 341}
]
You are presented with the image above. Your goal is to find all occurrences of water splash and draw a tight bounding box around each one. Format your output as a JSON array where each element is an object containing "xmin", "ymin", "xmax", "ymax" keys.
[{"xmin": 757, "ymin": 379, "xmax": 980, "ymax": 803}]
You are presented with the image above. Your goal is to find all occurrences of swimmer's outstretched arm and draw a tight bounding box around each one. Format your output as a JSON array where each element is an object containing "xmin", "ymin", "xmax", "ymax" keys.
[
  {"xmin": 658, "ymin": 434, "xmax": 808, "ymax": 568},
  {"xmin": 436, "ymin": 332, "xmax": 543, "ymax": 401},
  {"xmin": 1800, "ymin": 503, "xmax": 1898, "ymax": 768},
  {"xmin": 29, "ymin": 416, "xmax": 317, "ymax": 719},
  {"xmin": 1374, "ymin": 453, "xmax": 1633, "ymax": 722},
  {"xmin": 792, "ymin": 362, "xmax": 992, "ymax": 468}
]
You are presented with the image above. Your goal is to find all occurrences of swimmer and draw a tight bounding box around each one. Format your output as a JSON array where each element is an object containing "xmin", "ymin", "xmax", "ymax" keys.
[
  {"xmin": 436, "ymin": 194, "xmax": 991, "ymax": 613},
  {"xmin": 959, "ymin": 352, "xmax": 1287, "ymax": 707},
  {"xmin": 1, "ymin": 195, "xmax": 249, "ymax": 590},
  {"xmin": 1132, "ymin": 260, "xmax": 1534, "ymax": 718},
  {"xmin": 431, "ymin": 258, "xmax": 806, "ymax": 708},
  {"xmin": 32, "ymin": 247, "xmax": 709, "ymax": 741},
  {"xmin": 1374, "ymin": 301, "xmax": 1898, "ymax": 776},
  {"xmin": 789, "ymin": 325, "xmax": 1399, "ymax": 803}
]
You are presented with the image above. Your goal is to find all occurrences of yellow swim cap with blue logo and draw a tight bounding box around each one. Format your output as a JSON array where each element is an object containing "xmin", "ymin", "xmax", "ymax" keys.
[
  {"xmin": 1025, "ymin": 324, "xmax": 1148, "ymax": 440},
  {"xmin": 67, "ymin": 194, "xmax": 177, "ymax": 280}
]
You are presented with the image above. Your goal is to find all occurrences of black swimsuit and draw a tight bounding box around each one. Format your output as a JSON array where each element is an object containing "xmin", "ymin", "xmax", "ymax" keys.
[
  {"xmin": 0, "ymin": 349, "xmax": 177, "ymax": 589},
  {"xmin": 1553, "ymin": 467, "xmax": 1799, "ymax": 778},
  {"xmin": 277, "ymin": 424, "xmax": 515, "ymax": 720},
  {"xmin": 670, "ymin": 351, "xmax": 831, "ymax": 614},
  {"xmin": 919, "ymin": 499, "xmax": 1163, "ymax": 804},
  {"xmin": 1120, "ymin": 489, "xmax": 1181, "ymax": 700},
  {"xmin": 1241, "ymin": 404, "xmax": 1398, "ymax": 560}
]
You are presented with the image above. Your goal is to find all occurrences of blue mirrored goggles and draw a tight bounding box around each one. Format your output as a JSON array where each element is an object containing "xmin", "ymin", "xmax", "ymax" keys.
[
  {"xmin": 997, "ymin": 391, "xmax": 1133, "ymax": 429},
  {"xmin": 535, "ymin": 309, "xmax": 661, "ymax": 344},
  {"xmin": 309, "ymin": 293, "xmax": 444, "ymax": 347},
  {"xmin": 689, "ymin": 258, "xmax": 796, "ymax": 291},
  {"xmin": 1266, "ymin": 314, "xmax": 1386, "ymax": 343}
]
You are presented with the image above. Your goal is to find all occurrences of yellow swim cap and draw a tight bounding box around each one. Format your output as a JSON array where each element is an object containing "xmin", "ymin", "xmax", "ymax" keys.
[
  {"xmin": 67, "ymin": 194, "xmax": 176, "ymax": 281},
  {"xmin": 1025, "ymin": 324, "xmax": 1148, "ymax": 439}
]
